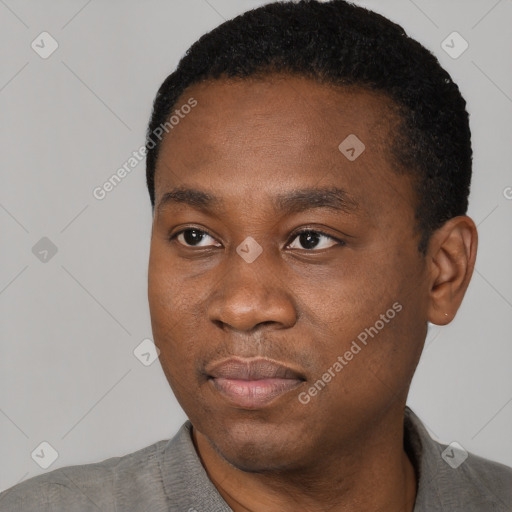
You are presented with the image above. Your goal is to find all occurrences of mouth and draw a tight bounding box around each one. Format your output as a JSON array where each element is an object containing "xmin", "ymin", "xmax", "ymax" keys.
[{"xmin": 206, "ymin": 357, "xmax": 306, "ymax": 409}]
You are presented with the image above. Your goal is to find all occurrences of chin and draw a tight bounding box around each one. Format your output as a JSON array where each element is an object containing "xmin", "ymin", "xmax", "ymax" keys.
[
  {"xmin": 218, "ymin": 443, "xmax": 298, "ymax": 473},
  {"xmin": 206, "ymin": 418, "xmax": 307, "ymax": 473}
]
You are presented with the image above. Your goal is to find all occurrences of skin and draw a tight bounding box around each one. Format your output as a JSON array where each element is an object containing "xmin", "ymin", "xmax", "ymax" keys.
[{"xmin": 147, "ymin": 74, "xmax": 477, "ymax": 512}]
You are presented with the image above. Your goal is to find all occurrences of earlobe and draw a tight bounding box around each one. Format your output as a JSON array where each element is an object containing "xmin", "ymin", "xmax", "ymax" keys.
[{"xmin": 426, "ymin": 216, "xmax": 478, "ymax": 326}]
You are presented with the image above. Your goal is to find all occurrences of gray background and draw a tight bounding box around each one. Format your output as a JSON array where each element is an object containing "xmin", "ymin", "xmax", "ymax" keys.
[{"xmin": 1, "ymin": 0, "xmax": 511, "ymax": 492}]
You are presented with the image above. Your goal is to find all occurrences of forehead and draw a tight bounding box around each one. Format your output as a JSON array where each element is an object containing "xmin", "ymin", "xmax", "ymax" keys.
[{"xmin": 153, "ymin": 75, "xmax": 411, "ymax": 216}]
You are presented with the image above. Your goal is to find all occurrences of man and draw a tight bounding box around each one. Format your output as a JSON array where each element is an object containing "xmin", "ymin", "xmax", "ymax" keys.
[{"xmin": 1, "ymin": 1, "xmax": 510, "ymax": 511}]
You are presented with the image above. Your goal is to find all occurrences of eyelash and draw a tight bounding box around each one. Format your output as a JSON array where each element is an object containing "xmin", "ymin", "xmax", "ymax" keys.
[{"xmin": 168, "ymin": 227, "xmax": 346, "ymax": 251}]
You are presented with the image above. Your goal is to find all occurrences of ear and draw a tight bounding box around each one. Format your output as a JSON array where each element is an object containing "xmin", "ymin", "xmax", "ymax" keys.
[{"xmin": 426, "ymin": 216, "xmax": 478, "ymax": 325}]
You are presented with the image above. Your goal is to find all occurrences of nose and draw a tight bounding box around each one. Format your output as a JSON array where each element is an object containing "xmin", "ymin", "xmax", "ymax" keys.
[{"xmin": 207, "ymin": 248, "xmax": 297, "ymax": 333}]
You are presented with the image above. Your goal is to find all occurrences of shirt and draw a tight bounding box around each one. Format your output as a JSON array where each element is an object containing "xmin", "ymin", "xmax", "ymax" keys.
[{"xmin": 0, "ymin": 407, "xmax": 510, "ymax": 511}]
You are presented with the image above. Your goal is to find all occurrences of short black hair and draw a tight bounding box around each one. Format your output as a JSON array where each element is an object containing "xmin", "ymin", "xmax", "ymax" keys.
[{"xmin": 145, "ymin": 0, "xmax": 472, "ymax": 254}]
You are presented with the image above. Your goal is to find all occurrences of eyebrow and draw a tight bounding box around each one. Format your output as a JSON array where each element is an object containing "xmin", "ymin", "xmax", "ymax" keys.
[{"xmin": 156, "ymin": 186, "xmax": 359, "ymax": 217}]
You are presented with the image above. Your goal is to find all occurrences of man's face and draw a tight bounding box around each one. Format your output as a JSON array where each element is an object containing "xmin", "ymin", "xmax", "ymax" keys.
[{"xmin": 148, "ymin": 75, "xmax": 430, "ymax": 472}]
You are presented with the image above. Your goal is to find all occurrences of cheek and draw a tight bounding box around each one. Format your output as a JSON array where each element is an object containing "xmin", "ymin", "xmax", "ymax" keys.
[
  {"xmin": 298, "ymin": 251, "xmax": 401, "ymax": 337},
  {"xmin": 148, "ymin": 253, "xmax": 200, "ymax": 377},
  {"xmin": 298, "ymin": 250, "xmax": 424, "ymax": 394},
  {"xmin": 148, "ymin": 244, "xmax": 196, "ymax": 324},
  {"xmin": 148, "ymin": 268, "xmax": 204, "ymax": 410}
]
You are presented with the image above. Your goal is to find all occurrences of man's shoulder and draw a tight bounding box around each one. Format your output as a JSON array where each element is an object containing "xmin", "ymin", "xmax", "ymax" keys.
[
  {"xmin": 0, "ymin": 437, "xmax": 171, "ymax": 512},
  {"xmin": 444, "ymin": 446, "xmax": 512, "ymax": 509},
  {"xmin": 461, "ymin": 448, "xmax": 512, "ymax": 483},
  {"xmin": 405, "ymin": 407, "xmax": 512, "ymax": 511}
]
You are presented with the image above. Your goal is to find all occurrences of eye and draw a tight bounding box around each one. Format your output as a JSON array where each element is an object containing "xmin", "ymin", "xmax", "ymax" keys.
[
  {"xmin": 287, "ymin": 229, "xmax": 344, "ymax": 251},
  {"xmin": 170, "ymin": 227, "xmax": 344, "ymax": 251},
  {"xmin": 171, "ymin": 228, "xmax": 221, "ymax": 248}
]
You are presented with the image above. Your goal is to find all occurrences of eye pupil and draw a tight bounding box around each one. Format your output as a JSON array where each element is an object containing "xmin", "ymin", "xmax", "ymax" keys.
[
  {"xmin": 183, "ymin": 229, "xmax": 204, "ymax": 246},
  {"xmin": 300, "ymin": 231, "xmax": 320, "ymax": 249}
]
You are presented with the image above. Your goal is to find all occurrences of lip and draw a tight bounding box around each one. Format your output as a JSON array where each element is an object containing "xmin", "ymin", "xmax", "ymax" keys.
[{"xmin": 207, "ymin": 357, "xmax": 306, "ymax": 409}]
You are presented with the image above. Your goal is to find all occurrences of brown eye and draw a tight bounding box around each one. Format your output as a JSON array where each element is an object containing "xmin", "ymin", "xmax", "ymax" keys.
[
  {"xmin": 171, "ymin": 228, "xmax": 221, "ymax": 248},
  {"xmin": 287, "ymin": 230, "xmax": 343, "ymax": 251}
]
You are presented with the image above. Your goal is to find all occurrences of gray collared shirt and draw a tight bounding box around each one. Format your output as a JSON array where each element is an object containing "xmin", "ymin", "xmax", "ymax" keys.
[{"xmin": 1, "ymin": 407, "xmax": 510, "ymax": 511}]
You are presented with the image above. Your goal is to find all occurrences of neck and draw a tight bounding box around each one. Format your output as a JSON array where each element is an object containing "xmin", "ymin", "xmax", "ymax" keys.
[{"xmin": 192, "ymin": 408, "xmax": 417, "ymax": 512}]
